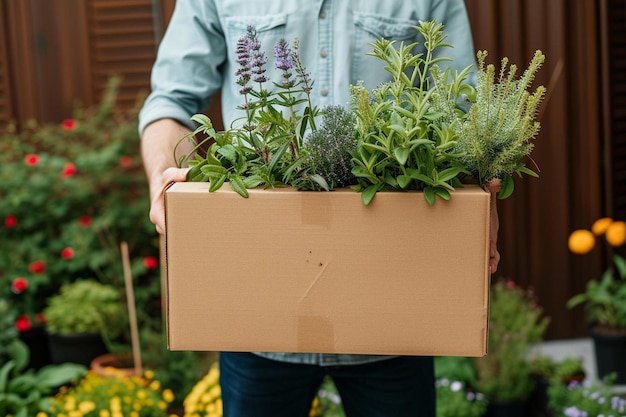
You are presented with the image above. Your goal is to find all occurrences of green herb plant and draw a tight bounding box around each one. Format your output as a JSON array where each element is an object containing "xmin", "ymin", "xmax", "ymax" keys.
[{"xmin": 177, "ymin": 21, "xmax": 546, "ymax": 206}]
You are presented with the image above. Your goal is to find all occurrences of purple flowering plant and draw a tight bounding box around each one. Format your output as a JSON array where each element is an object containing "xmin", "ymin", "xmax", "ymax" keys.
[
  {"xmin": 547, "ymin": 378, "xmax": 626, "ymax": 417},
  {"xmin": 176, "ymin": 21, "xmax": 546, "ymax": 205}
]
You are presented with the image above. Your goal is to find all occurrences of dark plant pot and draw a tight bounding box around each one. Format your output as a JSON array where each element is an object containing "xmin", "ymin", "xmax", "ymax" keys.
[
  {"xmin": 18, "ymin": 325, "xmax": 52, "ymax": 370},
  {"xmin": 590, "ymin": 327, "xmax": 626, "ymax": 384},
  {"xmin": 528, "ymin": 377, "xmax": 550, "ymax": 417},
  {"xmin": 47, "ymin": 331, "xmax": 108, "ymax": 367},
  {"xmin": 486, "ymin": 400, "xmax": 528, "ymax": 417}
]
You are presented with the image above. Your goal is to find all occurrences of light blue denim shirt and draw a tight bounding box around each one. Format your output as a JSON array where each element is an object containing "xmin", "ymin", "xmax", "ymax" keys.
[{"xmin": 140, "ymin": 0, "xmax": 475, "ymax": 366}]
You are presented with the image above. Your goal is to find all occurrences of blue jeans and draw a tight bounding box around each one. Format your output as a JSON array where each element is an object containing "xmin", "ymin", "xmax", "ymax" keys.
[{"xmin": 219, "ymin": 352, "xmax": 435, "ymax": 417}]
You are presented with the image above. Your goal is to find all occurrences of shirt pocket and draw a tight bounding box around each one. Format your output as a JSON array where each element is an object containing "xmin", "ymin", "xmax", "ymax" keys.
[
  {"xmin": 352, "ymin": 11, "xmax": 418, "ymax": 88},
  {"xmin": 224, "ymin": 13, "xmax": 288, "ymax": 58}
]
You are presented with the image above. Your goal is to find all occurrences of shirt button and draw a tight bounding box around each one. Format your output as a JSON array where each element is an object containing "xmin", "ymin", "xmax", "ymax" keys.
[
  {"xmin": 321, "ymin": 88, "xmax": 329, "ymax": 96},
  {"xmin": 319, "ymin": 11, "xmax": 327, "ymax": 19},
  {"xmin": 320, "ymin": 49, "xmax": 328, "ymax": 58}
]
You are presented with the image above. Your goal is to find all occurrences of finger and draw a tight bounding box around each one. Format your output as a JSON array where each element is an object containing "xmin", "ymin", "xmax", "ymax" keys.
[{"xmin": 487, "ymin": 178, "xmax": 502, "ymax": 194}]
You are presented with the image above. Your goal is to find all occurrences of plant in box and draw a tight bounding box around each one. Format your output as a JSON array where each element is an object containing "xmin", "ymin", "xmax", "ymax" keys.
[
  {"xmin": 177, "ymin": 21, "xmax": 546, "ymax": 204},
  {"xmin": 566, "ymin": 217, "xmax": 626, "ymax": 383},
  {"xmin": 43, "ymin": 279, "xmax": 127, "ymax": 367}
]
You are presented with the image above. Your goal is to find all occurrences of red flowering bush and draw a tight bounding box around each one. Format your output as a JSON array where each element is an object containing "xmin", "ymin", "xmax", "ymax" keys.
[{"xmin": 0, "ymin": 78, "xmax": 159, "ymax": 332}]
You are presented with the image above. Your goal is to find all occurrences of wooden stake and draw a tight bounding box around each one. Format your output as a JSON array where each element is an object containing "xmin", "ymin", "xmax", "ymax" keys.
[{"xmin": 121, "ymin": 241, "xmax": 143, "ymax": 376}]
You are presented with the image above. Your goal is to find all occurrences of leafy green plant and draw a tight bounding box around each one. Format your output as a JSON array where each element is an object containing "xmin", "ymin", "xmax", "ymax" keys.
[
  {"xmin": 43, "ymin": 279, "xmax": 127, "ymax": 345},
  {"xmin": 547, "ymin": 377, "xmax": 626, "ymax": 417},
  {"xmin": 349, "ymin": 21, "xmax": 473, "ymax": 205},
  {"xmin": 0, "ymin": 77, "xmax": 160, "ymax": 332},
  {"xmin": 178, "ymin": 21, "xmax": 546, "ymax": 206},
  {"xmin": 435, "ymin": 379, "xmax": 487, "ymax": 417},
  {"xmin": 0, "ymin": 298, "xmax": 85, "ymax": 417},
  {"xmin": 451, "ymin": 50, "xmax": 546, "ymax": 198},
  {"xmin": 473, "ymin": 280, "xmax": 549, "ymax": 404}
]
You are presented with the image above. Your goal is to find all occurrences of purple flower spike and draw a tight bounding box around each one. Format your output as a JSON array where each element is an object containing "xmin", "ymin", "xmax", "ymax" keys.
[{"xmin": 274, "ymin": 39, "xmax": 293, "ymax": 70}]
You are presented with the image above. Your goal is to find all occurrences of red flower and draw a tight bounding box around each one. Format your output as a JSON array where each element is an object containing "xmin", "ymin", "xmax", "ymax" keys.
[
  {"xmin": 15, "ymin": 315, "xmax": 31, "ymax": 332},
  {"xmin": 11, "ymin": 277, "xmax": 28, "ymax": 294},
  {"xmin": 61, "ymin": 247, "xmax": 75, "ymax": 259},
  {"xmin": 61, "ymin": 119, "xmax": 78, "ymax": 131},
  {"xmin": 61, "ymin": 162, "xmax": 77, "ymax": 177},
  {"xmin": 35, "ymin": 313, "xmax": 47, "ymax": 324},
  {"xmin": 143, "ymin": 256, "xmax": 158, "ymax": 269},
  {"xmin": 119, "ymin": 155, "xmax": 133, "ymax": 168},
  {"xmin": 24, "ymin": 154, "xmax": 39, "ymax": 166},
  {"xmin": 79, "ymin": 215, "xmax": 92, "ymax": 227},
  {"xmin": 28, "ymin": 260, "xmax": 46, "ymax": 274},
  {"xmin": 506, "ymin": 280, "xmax": 516, "ymax": 289},
  {"xmin": 4, "ymin": 215, "xmax": 17, "ymax": 228}
]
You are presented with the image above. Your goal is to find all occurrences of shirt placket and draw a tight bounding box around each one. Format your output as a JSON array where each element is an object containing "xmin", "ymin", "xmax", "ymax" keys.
[{"xmin": 317, "ymin": 0, "xmax": 332, "ymax": 107}]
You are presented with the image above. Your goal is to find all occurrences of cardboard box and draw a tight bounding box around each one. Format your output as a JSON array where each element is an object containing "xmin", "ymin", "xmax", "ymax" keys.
[{"xmin": 164, "ymin": 182, "xmax": 491, "ymax": 357}]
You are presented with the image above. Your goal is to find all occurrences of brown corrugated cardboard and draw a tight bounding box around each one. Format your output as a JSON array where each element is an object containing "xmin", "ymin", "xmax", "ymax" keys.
[{"xmin": 164, "ymin": 182, "xmax": 491, "ymax": 356}]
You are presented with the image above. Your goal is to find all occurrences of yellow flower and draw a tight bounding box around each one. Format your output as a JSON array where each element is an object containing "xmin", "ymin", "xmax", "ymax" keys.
[
  {"xmin": 144, "ymin": 370, "xmax": 155, "ymax": 379},
  {"xmin": 36, "ymin": 413, "xmax": 48, "ymax": 417},
  {"xmin": 568, "ymin": 229, "xmax": 595, "ymax": 254},
  {"xmin": 591, "ymin": 217, "xmax": 613, "ymax": 235},
  {"xmin": 99, "ymin": 410, "xmax": 110, "ymax": 417},
  {"xmin": 149, "ymin": 380, "xmax": 161, "ymax": 391},
  {"xmin": 110, "ymin": 396, "xmax": 122, "ymax": 412},
  {"xmin": 606, "ymin": 221, "xmax": 626, "ymax": 247},
  {"xmin": 163, "ymin": 388, "xmax": 175, "ymax": 403},
  {"xmin": 78, "ymin": 401, "xmax": 96, "ymax": 413}
]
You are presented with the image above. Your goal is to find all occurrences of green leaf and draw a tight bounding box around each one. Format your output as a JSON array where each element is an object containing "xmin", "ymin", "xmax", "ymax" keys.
[
  {"xmin": 498, "ymin": 175, "xmax": 515, "ymax": 199},
  {"xmin": 0, "ymin": 361, "xmax": 15, "ymax": 393},
  {"xmin": 190, "ymin": 113, "xmax": 213, "ymax": 128},
  {"xmin": 434, "ymin": 187, "xmax": 451, "ymax": 200},
  {"xmin": 361, "ymin": 184, "xmax": 378, "ymax": 206},
  {"xmin": 242, "ymin": 175, "xmax": 264, "ymax": 189},
  {"xmin": 208, "ymin": 174, "xmax": 227, "ymax": 192},
  {"xmin": 309, "ymin": 174, "xmax": 330, "ymax": 191},
  {"xmin": 217, "ymin": 144, "xmax": 238, "ymax": 165},
  {"xmin": 397, "ymin": 175, "xmax": 412, "ymax": 189},
  {"xmin": 229, "ymin": 175, "xmax": 249, "ymax": 198},
  {"xmin": 394, "ymin": 147, "xmax": 410, "ymax": 165},
  {"xmin": 200, "ymin": 164, "xmax": 229, "ymax": 176},
  {"xmin": 424, "ymin": 187, "xmax": 436, "ymax": 205},
  {"xmin": 36, "ymin": 363, "xmax": 86, "ymax": 389}
]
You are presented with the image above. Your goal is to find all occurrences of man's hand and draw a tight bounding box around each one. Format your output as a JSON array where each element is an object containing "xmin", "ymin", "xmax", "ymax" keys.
[
  {"xmin": 487, "ymin": 179, "xmax": 501, "ymax": 274},
  {"xmin": 141, "ymin": 119, "xmax": 193, "ymax": 235},
  {"xmin": 149, "ymin": 167, "xmax": 190, "ymax": 234}
]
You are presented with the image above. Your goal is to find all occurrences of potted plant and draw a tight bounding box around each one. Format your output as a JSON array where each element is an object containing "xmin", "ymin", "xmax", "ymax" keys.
[
  {"xmin": 566, "ymin": 217, "xmax": 626, "ymax": 383},
  {"xmin": 0, "ymin": 298, "xmax": 85, "ymax": 417},
  {"xmin": 473, "ymin": 280, "xmax": 550, "ymax": 417},
  {"xmin": 42, "ymin": 368, "xmax": 175, "ymax": 417},
  {"xmin": 547, "ymin": 376, "xmax": 625, "ymax": 417},
  {"xmin": 43, "ymin": 279, "xmax": 127, "ymax": 367}
]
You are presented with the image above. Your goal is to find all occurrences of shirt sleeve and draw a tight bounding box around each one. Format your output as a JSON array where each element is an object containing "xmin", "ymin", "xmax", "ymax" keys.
[{"xmin": 138, "ymin": 0, "xmax": 226, "ymax": 134}]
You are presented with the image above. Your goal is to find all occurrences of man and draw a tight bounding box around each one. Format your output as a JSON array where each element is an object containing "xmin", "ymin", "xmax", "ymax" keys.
[{"xmin": 140, "ymin": 1, "xmax": 499, "ymax": 415}]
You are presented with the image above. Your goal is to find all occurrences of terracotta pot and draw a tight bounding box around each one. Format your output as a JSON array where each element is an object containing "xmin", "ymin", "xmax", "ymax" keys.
[{"xmin": 90, "ymin": 353, "xmax": 140, "ymax": 377}]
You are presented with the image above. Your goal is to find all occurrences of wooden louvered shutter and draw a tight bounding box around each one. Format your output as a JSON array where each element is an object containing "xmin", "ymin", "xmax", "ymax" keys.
[
  {"xmin": 0, "ymin": 3, "xmax": 14, "ymax": 129},
  {"xmin": 603, "ymin": 0, "xmax": 626, "ymax": 220},
  {"xmin": 85, "ymin": 0, "xmax": 158, "ymax": 110}
]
